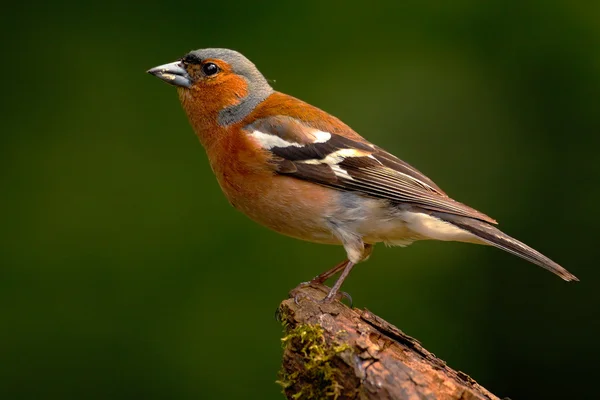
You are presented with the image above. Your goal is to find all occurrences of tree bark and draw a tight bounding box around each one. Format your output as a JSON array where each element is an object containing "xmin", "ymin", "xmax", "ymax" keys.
[{"xmin": 277, "ymin": 283, "xmax": 501, "ymax": 400}]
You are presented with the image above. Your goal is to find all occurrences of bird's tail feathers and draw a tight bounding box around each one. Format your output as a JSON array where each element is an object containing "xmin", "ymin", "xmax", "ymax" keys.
[{"xmin": 432, "ymin": 212, "xmax": 579, "ymax": 282}]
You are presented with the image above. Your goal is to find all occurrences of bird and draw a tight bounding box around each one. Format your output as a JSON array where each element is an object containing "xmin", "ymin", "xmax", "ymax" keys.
[{"xmin": 147, "ymin": 48, "xmax": 578, "ymax": 302}]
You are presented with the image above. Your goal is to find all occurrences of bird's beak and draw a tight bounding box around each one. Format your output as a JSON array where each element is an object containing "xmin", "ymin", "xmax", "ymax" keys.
[{"xmin": 147, "ymin": 61, "xmax": 192, "ymax": 88}]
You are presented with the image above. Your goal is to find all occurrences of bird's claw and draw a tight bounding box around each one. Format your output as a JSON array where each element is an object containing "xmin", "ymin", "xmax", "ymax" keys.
[
  {"xmin": 294, "ymin": 292, "xmax": 306, "ymax": 305},
  {"xmin": 339, "ymin": 290, "xmax": 353, "ymax": 307},
  {"xmin": 316, "ymin": 290, "xmax": 353, "ymax": 307},
  {"xmin": 274, "ymin": 306, "xmax": 282, "ymax": 322}
]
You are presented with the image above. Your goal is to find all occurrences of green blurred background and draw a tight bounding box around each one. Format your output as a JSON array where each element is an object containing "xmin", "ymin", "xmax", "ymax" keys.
[{"xmin": 1, "ymin": 0, "xmax": 599, "ymax": 398}]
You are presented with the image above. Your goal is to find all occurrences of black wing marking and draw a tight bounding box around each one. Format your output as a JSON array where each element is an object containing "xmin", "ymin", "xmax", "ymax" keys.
[{"xmin": 244, "ymin": 116, "xmax": 497, "ymax": 224}]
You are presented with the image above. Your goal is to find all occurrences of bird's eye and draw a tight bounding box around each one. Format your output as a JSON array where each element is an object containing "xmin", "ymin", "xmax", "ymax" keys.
[{"xmin": 202, "ymin": 63, "xmax": 219, "ymax": 76}]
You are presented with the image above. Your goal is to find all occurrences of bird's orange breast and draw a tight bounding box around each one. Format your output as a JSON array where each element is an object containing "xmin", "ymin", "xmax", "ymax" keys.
[{"xmin": 205, "ymin": 128, "xmax": 341, "ymax": 244}]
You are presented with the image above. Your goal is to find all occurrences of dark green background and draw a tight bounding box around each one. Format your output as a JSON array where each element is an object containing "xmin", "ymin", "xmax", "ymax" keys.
[{"xmin": 2, "ymin": 1, "xmax": 598, "ymax": 399}]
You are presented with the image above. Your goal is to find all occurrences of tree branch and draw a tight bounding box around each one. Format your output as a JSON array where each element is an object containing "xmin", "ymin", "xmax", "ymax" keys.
[{"xmin": 277, "ymin": 283, "xmax": 501, "ymax": 400}]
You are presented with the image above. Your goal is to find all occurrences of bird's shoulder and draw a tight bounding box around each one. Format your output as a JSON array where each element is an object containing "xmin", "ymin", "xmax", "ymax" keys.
[
  {"xmin": 244, "ymin": 92, "xmax": 445, "ymax": 193},
  {"xmin": 244, "ymin": 92, "xmax": 365, "ymax": 140},
  {"xmin": 241, "ymin": 92, "xmax": 496, "ymax": 224}
]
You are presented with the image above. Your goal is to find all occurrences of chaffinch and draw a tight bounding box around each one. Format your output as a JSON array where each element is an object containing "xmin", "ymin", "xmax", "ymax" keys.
[{"xmin": 148, "ymin": 48, "xmax": 577, "ymax": 302}]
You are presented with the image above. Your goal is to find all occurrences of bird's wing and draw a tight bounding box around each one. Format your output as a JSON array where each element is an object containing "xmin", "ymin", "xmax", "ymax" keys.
[{"xmin": 244, "ymin": 115, "xmax": 497, "ymax": 224}]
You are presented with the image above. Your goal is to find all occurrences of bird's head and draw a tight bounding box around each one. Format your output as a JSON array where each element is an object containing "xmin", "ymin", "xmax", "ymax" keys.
[{"xmin": 148, "ymin": 48, "xmax": 273, "ymax": 128}]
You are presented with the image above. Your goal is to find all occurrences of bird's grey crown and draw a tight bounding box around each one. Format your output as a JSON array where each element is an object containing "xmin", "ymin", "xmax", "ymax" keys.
[{"xmin": 187, "ymin": 48, "xmax": 274, "ymax": 126}]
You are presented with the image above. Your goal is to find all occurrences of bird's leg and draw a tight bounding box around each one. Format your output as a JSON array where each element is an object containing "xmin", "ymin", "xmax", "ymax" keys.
[
  {"xmin": 296, "ymin": 237, "xmax": 372, "ymax": 304},
  {"xmin": 317, "ymin": 242, "xmax": 373, "ymax": 304},
  {"xmin": 312, "ymin": 259, "xmax": 353, "ymax": 305},
  {"xmin": 320, "ymin": 261, "xmax": 356, "ymax": 303},
  {"xmin": 310, "ymin": 259, "xmax": 350, "ymax": 284},
  {"xmin": 294, "ymin": 259, "xmax": 352, "ymax": 305}
]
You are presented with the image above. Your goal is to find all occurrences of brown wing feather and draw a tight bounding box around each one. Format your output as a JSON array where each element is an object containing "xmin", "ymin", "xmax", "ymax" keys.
[
  {"xmin": 245, "ymin": 116, "xmax": 497, "ymax": 224},
  {"xmin": 371, "ymin": 147, "xmax": 447, "ymax": 195}
]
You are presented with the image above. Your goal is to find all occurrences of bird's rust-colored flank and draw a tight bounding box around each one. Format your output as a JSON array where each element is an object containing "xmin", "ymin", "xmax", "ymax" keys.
[{"xmin": 147, "ymin": 48, "xmax": 578, "ymax": 302}]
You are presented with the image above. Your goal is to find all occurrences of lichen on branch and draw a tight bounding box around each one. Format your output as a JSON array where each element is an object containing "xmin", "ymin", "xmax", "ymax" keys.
[{"xmin": 277, "ymin": 323, "xmax": 353, "ymax": 399}]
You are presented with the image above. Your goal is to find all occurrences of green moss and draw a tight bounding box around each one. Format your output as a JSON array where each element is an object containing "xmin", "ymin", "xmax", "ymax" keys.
[{"xmin": 277, "ymin": 323, "xmax": 352, "ymax": 400}]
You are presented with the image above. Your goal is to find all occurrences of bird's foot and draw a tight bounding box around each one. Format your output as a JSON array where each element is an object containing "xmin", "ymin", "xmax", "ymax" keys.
[
  {"xmin": 318, "ymin": 288, "xmax": 352, "ymax": 307},
  {"xmin": 293, "ymin": 282, "xmax": 352, "ymax": 307}
]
